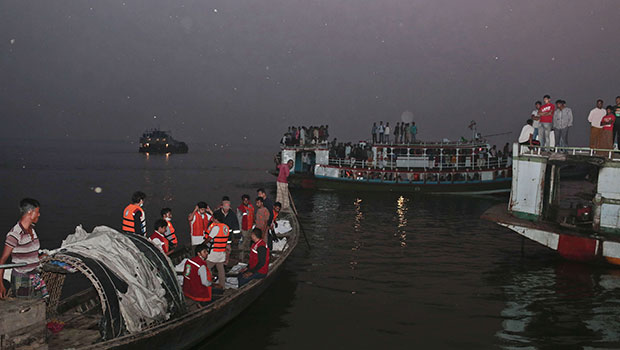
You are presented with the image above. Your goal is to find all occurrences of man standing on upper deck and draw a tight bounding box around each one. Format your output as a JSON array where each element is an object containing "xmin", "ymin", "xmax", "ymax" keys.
[
  {"xmin": 377, "ymin": 121, "xmax": 384, "ymax": 144},
  {"xmin": 0, "ymin": 198, "xmax": 47, "ymax": 299},
  {"xmin": 122, "ymin": 191, "xmax": 147, "ymax": 235},
  {"xmin": 410, "ymin": 122, "xmax": 417, "ymax": 142},
  {"xmin": 384, "ymin": 122, "xmax": 391, "ymax": 144},
  {"xmin": 588, "ymin": 99, "xmax": 605, "ymax": 149},
  {"xmin": 538, "ymin": 95, "xmax": 555, "ymax": 147},
  {"xmin": 531, "ymin": 101, "xmax": 542, "ymax": 142},
  {"xmin": 275, "ymin": 160, "xmax": 294, "ymax": 210},
  {"xmin": 371, "ymin": 123, "xmax": 377, "ymax": 144},
  {"xmin": 614, "ymin": 96, "xmax": 620, "ymax": 149},
  {"xmin": 553, "ymin": 100, "xmax": 573, "ymax": 147}
]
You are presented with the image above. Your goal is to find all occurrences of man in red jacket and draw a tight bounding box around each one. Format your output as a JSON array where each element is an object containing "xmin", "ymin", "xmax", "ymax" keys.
[
  {"xmin": 238, "ymin": 228, "xmax": 270, "ymax": 286},
  {"xmin": 182, "ymin": 243, "xmax": 212, "ymax": 304},
  {"xmin": 236, "ymin": 194, "xmax": 255, "ymax": 262}
]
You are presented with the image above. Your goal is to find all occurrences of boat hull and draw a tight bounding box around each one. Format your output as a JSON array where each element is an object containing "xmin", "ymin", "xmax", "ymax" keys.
[{"xmin": 288, "ymin": 173, "xmax": 511, "ymax": 195}]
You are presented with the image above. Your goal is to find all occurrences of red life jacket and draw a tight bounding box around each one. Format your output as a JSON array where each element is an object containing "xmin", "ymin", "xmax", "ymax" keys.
[
  {"xmin": 182, "ymin": 256, "xmax": 212, "ymax": 302},
  {"xmin": 237, "ymin": 204, "xmax": 255, "ymax": 231},
  {"xmin": 249, "ymin": 239, "xmax": 270, "ymax": 275},
  {"xmin": 122, "ymin": 204, "xmax": 146, "ymax": 235},
  {"xmin": 208, "ymin": 222, "xmax": 230, "ymax": 252},
  {"xmin": 190, "ymin": 212, "xmax": 206, "ymax": 238},
  {"xmin": 149, "ymin": 231, "xmax": 169, "ymax": 254},
  {"xmin": 165, "ymin": 220, "xmax": 178, "ymax": 245}
]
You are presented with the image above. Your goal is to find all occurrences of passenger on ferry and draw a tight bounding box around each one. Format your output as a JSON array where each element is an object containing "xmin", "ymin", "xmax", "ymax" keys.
[
  {"xmin": 518, "ymin": 119, "xmax": 540, "ymax": 146},
  {"xmin": 122, "ymin": 191, "xmax": 147, "ymax": 235},
  {"xmin": 254, "ymin": 197, "xmax": 270, "ymax": 241},
  {"xmin": 384, "ymin": 122, "xmax": 391, "ymax": 144},
  {"xmin": 1, "ymin": 198, "xmax": 47, "ymax": 300},
  {"xmin": 599, "ymin": 106, "xmax": 617, "ymax": 150},
  {"xmin": 188, "ymin": 201, "xmax": 212, "ymax": 247},
  {"xmin": 160, "ymin": 208, "xmax": 178, "ymax": 250},
  {"xmin": 394, "ymin": 122, "xmax": 400, "ymax": 144},
  {"xmin": 214, "ymin": 196, "xmax": 240, "ymax": 235},
  {"xmin": 410, "ymin": 122, "xmax": 417, "ymax": 142},
  {"xmin": 182, "ymin": 243, "xmax": 212, "ymax": 304},
  {"xmin": 276, "ymin": 159, "xmax": 294, "ymax": 210},
  {"xmin": 371, "ymin": 122, "xmax": 377, "ymax": 144},
  {"xmin": 236, "ymin": 194, "xmax": 255, "ymax": 262},
  {"xmin": 149, "ymin": 219, "xmax": 172, "ymax": 255},
  {"xmin": 257, "ymin": 188, "xmax": 274, "ymax": 225},
  {"xmin": 538, "ymin": 94, "xmax": 555, "ymax": 147},
  {"xmin": 531, "ymin": 100, "xmax": 542, "ymax": 141},
  {"xmin": 237, "ymin": 228, "xmax": 270, "ymax": 287},
  {"xmin": 377, "ymin": 121, "xmax": 384, "ymax": 144},
  {"xmin": 614, "ymin": 96, "xmax": 620, "ymax": 148},
  {"xmin": 587, "ymin": 99, "xmax": 605, "ymax": 149},
  {"xmin": 205, "ymin": 212, "xmax": 231, "ymax": 290},
  {"xmin": 553, "ymin": 99, "xmax": 573, "ymax": 147}
]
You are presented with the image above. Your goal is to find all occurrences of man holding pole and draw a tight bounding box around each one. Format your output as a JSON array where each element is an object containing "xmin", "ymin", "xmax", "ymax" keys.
[{"xmin": 275, "ymin": 159, "xmax": 294, "ymax": 210}]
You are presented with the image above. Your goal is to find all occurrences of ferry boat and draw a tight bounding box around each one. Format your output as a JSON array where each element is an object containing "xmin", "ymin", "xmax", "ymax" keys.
[
  {"xmin": 139, "ymin": 128, "xmax": 188, "ymax": 154},
  {"xmin": 276, "ymin": 137, "xmax": 512, "ymax": 195},
  {"xmin": 482, "ymin": 144, "xmax": 620, "ymax": 266}
]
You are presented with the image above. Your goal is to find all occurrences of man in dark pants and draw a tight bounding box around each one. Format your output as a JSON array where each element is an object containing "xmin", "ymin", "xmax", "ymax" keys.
[
  {"xmin": 237, "ymin": 228, "xmax": 270, "ymax": 286},
  {"xmin": 615, "ymin": 96, "xmax": 620, "ymax": 148},
  {"xmin": 257, "ymin": 188, "xmax": 274, "ymax": 226}
]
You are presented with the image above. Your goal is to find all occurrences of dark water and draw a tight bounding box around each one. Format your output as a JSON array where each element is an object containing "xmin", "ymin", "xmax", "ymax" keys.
[{"xmin": 3, "ymin": 140, "xmax": 620, "ymax": 349}]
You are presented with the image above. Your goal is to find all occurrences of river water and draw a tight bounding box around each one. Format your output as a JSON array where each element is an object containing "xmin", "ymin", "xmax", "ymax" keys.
[{"xmin": 2, "ymin": 139, "xmax": 620, "ymax": 349}]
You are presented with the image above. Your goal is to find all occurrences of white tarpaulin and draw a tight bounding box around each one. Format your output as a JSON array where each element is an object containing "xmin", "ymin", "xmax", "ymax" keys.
[{"xmin": 57, "ymin": 225, "xmax": 169, "ymax": 333}]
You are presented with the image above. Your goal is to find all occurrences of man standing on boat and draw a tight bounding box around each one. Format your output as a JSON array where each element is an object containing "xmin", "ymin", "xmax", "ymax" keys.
[
  {"xmin": 254, "ymin": 197, "xmax": 270, "ymax": 241},
  {"xmin": 371, "ymin": 122, "xmax": 377, "ymax": 144},
  {"xmin": 122, "ymin": 191, "xmax": 147, "ymax": 235},
  {"xmin": 0, "ymin": 198, "xmax": 47, "ymax": 299},
  {"xmin": 531, "ymin": 100, "xmax": 541, "ymax": 141},
  {"xmin": 205, "ymin": 212, "xmax": 230, "ymax": 290},
  {"xmin": 214, "ymin": 196, "xmax": 240, "ymax": 236},
  {"xmin": 377, "ymin": 121, "xmax": 384, "ymax": 144},
  {"xmin": 587, "ymin": 99, "xmax": 605, "ymax": 149},
  {"xmin": 160, "ymin": 208, "xmax": 178, "ymax": 251},
  {"xmin": 553, "ymin": 100, "xmax": 573, "ymax": 147},
  {"xmin": 188, "ymin": 202, "xmax": 211, "ymax": 247},
  {"xmin": 275, "ymin": 159, "xmax": 294, "ymax": 210},
  {"xmin": 236, "ymin": 194, "xmax": 255, "ymax": 262},
  {"xmin": 538, "ymin": 95, "xmax": 555, "ymax": 147}
]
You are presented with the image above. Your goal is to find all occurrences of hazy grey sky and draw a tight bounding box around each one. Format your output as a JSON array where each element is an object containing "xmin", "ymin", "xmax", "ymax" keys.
[{"xmin": 1, "ymin": 0, "xmax": 619, "ymax": 146}]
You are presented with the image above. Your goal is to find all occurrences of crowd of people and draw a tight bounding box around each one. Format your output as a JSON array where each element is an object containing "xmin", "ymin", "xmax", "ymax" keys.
[
  {"xmin": 0, "ymin": 186, "xmax": 292, "ymax": 303},
  {"xmin": 519, "ymin": 94, "xmax": 620, "ymax": 150},
  {"xmin": 281, "ymin": 125, "xmax": 330, "ymax": 146},
  {"xmin": 371, "ymin": 121, "xmax": 418, "ymax": 144}
]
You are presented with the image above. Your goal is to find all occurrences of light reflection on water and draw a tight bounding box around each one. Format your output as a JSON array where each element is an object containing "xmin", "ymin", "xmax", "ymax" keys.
[{"xmin": 396, "ymin": 195, "xmax": 408, "ymax": 247}]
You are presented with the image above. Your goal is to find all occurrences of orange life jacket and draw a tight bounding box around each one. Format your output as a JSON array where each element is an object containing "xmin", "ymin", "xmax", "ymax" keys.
[
  {"xmin": 208, "ymin": 222, "xmax": 230, "ymax": 252},
  {"xmin": 190, "ymin": 212, "xmax": 206, "ymax": 237},
  {"xmin": 122, "ymin": 204, "xmax": 146, "ymax": 235},
  {"xmin": 165, "ymin": 220, "xmax": 178, "ymax": 245}
]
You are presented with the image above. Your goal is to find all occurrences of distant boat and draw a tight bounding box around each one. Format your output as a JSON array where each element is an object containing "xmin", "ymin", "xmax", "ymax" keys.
[
  {"xmin": 483, "ymin": 144, "xmax": 620, "ymax": 266},
  {"xmin": 139, "ymin": 128, "xmax": 188, "ymax": 154}
]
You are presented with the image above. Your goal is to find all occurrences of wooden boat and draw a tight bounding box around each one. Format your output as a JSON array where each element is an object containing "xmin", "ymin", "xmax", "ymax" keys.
[
  {"xmin": 2, "ymin": 209, "xmax": 299, "ymax": 349},
  {"xmin": 276, "ymin": 137, "xmax": 512, "ymax": 195},
  {"xmin": 482, "ymin": 143, "xmax": 620, "ymax": 266}
]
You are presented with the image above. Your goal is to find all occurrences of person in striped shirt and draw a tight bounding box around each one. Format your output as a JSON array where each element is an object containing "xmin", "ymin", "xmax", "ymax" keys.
[{"xmin": 0, "ymin": 198, "xmax": 46, "ymax": 299}]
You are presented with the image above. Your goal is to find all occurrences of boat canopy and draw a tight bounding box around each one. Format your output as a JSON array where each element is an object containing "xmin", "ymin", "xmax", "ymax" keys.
[{"xmin": 46, "ymin": 225, "xmax": 185, "ymax": 338}]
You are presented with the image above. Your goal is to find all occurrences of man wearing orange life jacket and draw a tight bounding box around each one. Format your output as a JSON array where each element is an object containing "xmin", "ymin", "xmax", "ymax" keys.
[
  {"xmin": 236, "ymin": 194, "xmax": 255, "ymax": 262},
  {"xmin": 149, "ymin": 219, "xmax": 172, "ymax": 255},
  {"xmin": 188, "ymin": 202, "xmax": 212, "ymax": 246},
  {"xmin": 204, "ymin": 212, "xmax": 230, "ymax": 289},
  {"xmin": 122, "ymin": 191, "xmax": 147, "ymax": 235},
  {"xmin": 160, "ymin": 208, "xmax": 178, "ymax": 250},
  {"xmin": 238, "ymin": 228, "xmax": 270, "ymax": 286},
  {"xmin": 182, "ymin": 243, "xmax": 213, "ymax": 304}
]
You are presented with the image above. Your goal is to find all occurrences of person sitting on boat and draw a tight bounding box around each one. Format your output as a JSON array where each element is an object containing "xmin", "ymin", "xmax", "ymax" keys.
[
  {"xmin": 182, "ymin": 243, "xmax": 213, "ymax": 305},
  {"xmin": 188, "ymin": 201, "xmax": 212, "ymax": 247},
  {"xmin": 0, "ymin": 198, "xmax": 47, "ymax": 299},
  {"xmin": 122, "ymin": 191, "xmax": 147, "ymax": 235},
  {"xmin": 237, "ymin": 228, "xmax": 270, "ymax": 286},
  {"xmin": 518, "ymin": 119, "xmax": 540, "ymax": 147},
  {"xmin": 205, "ymin": 212, "xmax": 231, "ymax": 290},
  {"xmin": 149, "ymin": 219, "xmax": 172, "ymax": 255},
  {"xmin": 160, "ymin": 207, "xmax": 178, "ymax": 250}
]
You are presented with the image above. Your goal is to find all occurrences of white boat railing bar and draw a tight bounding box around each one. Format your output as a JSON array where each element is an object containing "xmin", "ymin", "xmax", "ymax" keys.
[
  {"xmin": 517, "ymin": 144, "xmax": 620, "ymax": 161},
  {"xmin": 327, "ymin": 156, "xmax": 510, "ymax": 171}
]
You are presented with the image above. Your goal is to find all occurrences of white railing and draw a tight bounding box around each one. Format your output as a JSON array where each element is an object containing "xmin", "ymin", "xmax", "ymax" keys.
[
  {"xmin": 517, "ymin": 144, "xmax": 619, "ymax": 160},
  {"xmin": 327, "ymin": 156, "xmax": 510, "ymax": 171}
]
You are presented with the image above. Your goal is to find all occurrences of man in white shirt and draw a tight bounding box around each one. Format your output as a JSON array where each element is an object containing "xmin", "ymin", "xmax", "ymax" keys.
[
  {"xmin": 518, "ymin": 119, "xmax": 539, "ymax": 146},
  {"xmin": 587, "ymin": 99, "xmax": 605, "ymax": 149},
  {"xmin": 553, "ymin": 100, "xmax": 573, "ymax": 147},
  {"xmin": 531, "ymin": 100, "xmax": 542, "ymax": 141}
]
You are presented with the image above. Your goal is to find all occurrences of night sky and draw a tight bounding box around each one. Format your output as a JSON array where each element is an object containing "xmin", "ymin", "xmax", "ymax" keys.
[{"xmin": 1, "ymin": 0, "xmax": 619, "ymax": 147}]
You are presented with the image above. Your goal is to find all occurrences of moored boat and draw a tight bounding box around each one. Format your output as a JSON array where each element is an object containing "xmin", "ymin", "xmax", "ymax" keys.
[
  {"xmin": 276, "ymin": 136, "xmax": 512, "ymax": 195},
  {"xmin": 139, "ymin": 129, "xmax": 188, "ymax": 154},
  {"xmin": 482, "ymin": 143, "xmax": 620, "ymax": 266},
  {"xmin": 0, "ymin": 209, "xmax": 299, "ymax": 349}
]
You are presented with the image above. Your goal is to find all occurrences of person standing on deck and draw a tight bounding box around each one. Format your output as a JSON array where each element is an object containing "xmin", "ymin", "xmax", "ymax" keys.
[
  {"xmin": 257, "ymin": 189, "xmax": 274, "ymax": 227},
  {"xmin": 182, "ymin": 243, "xmax": 212, "ymax": 304},
  {"xmin": 538, "ymin": 95, "xmax": 555, "ymax": 147},
  {"xmin": 614, "ymin": 96, "xmax": 620, "ymax": 149},
  {"xmin": 394, "ymin": 122, "xmax": 400, "ymax": 144},
  {"xmin": 410, "ymin": 122, "xmax": 417, "ymax": 142},
  {"xmin": 553, "ymin": 100, "xmax": 573, "ymax": 147},
  {"xmin": 188, "ymin": 201, "xmax": 212, "ymax": 247},
  {"xmin": 204, "ymin": 212, "xmax": 231, "ymax": 290},
  {"xmin": 214, "ymin": 196, "xmax": 240, "ymax": 236},
  {"xmin": 531, "ymin": 101, "xmax": 542, "ymax": 142},
  {"xmin": 149, "ymin": 219, "xmax": 172, "ymax": 255},
  {"xmin": 237, "ymin": 228, "xmax": 270, "ymax": 286},
  {"xmin": 275, "ymin": 160, "xmax": 294, "ymax": 210},
  {"xmin": 236, "ymin": 194, "xmax": 255, "ymax": 262},
  {"xmin": 371, "ymin": 123, "xmax": 377, "ymax": 144},
  {"xmin": 254, "ymin": 197, "xmax": 270, "ymax": 241},
  {"xmin": 403, "ymin": 123, "xmax": 409, "ymax": 144},
  {"xmin": 384, "ymin": 123, "xmax": 391, "ymax": 144},
  {"xmin": 588, "ymin": 99, "xmax": 605, "ymax": 149},
  {"xmin": 0, "ymin": 198, "xmax": 47, "ymax": 299},
  {"xmin": 599, "ymin": 106, "xmax": 617, "ymax": 150},
  {"xmin": 160, "ymin": 208, "xmax": 178, "ymax": 250},
  {"xmin": 377, "ymin": 121, "xmax": 384, "ymax": 144},
  {"xmin": 122, "ymin": 191, "xmax": 147, "ymax": 235}
]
